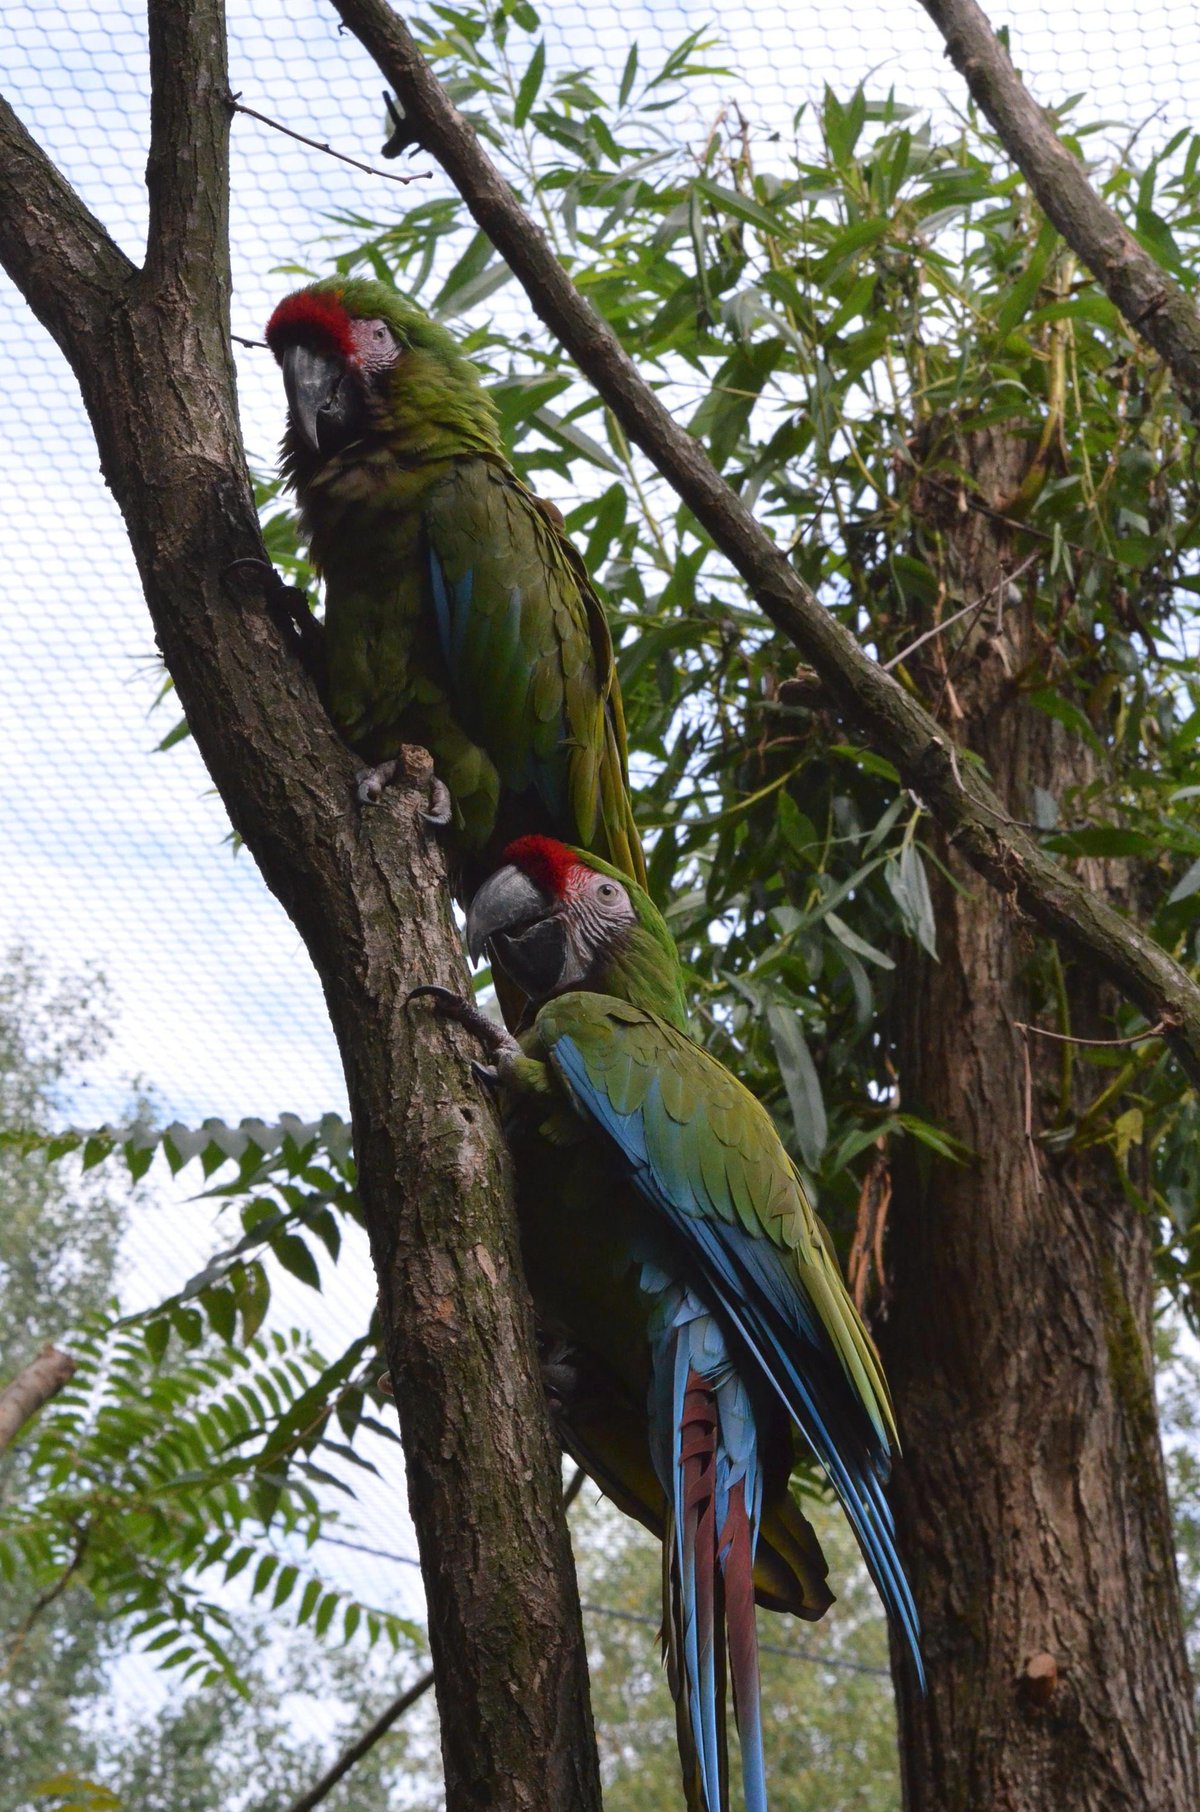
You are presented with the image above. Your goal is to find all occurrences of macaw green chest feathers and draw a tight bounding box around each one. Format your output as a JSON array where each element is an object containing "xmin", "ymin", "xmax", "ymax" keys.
[
  {"xmin": 506, "ymin": 1057, "xmax": 833, "ymax": 1630},
  {"xmin": 271, "ymin": 284, "xmax": 645, "ymax": 889}
]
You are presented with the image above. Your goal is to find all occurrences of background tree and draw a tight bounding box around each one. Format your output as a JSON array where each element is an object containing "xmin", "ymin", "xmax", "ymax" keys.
[{"xmin": 0, "ymin": 954, "xmax": 433, "ymax": 1812}]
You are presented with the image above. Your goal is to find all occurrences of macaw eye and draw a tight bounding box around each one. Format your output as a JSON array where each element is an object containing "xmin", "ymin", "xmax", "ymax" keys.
[
  {"xmin": 598, "ymin": 882, "xmax": 617, "ymax": 900},
  {"xmin": 351, "ymin": 318, "xmax": 400, "ymax": 369}
]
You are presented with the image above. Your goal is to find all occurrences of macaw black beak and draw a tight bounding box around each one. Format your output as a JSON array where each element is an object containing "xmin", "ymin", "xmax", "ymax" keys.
[
  {"xmin": 280, "ymin": 343, "xmax": 357, "ymax": 453},
  {"xmin": 466, "ymin": 865, "xmax": 567, "ymax": 999},
  {"xmin": 467, "ymin": 865, "xmax": 551, "ymax": 960}
]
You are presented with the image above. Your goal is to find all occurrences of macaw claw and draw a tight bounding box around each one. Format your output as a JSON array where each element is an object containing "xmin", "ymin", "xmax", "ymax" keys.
[
  {"xmin": 356, "ymin": 761, "xmax": 453, "ymax": 830},
  {"xmin": 356, "ymin": 759, "xmax": 398, "ymax": 804},
  {"xmin": 422, "ymin": 776, "xmax": 453, "ymax": 828},
  {"xmin": 538, "ymin": 1337, "xmax": 581, "ymax": 1414},
  {"xmin": 406, "ymin": 985, "xmax": 519, "ymax": 1061}
]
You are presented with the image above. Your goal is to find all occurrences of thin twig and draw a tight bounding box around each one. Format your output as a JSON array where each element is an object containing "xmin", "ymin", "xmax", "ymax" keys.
[
  {"xmin": 882, "ymin": 594, "xmax": 990, "ymax": 673},
  {"xmin": 884, "ymin": 552, "xmax": 1039, "ymax": 673},
  {"xmin": 1014, "ymin": 1018, "xmax": 1166, "ymax": 1049},
  {"xmin": 1, "ymin": 1525, "xmax": 88, "ymax": 1679},
  {"xmin": 227, "ymin": 94, "xmax": 431, "ymax": 186},
  {"xmin": 232, "ymin": 333, "xmax": 268, "ymax": 350},
  {"xmin": 283, "ymin": 1669, "xmax": 436, "ymax": 1812},
  {"xmin": 1020, "ymin": 1031, "xmax": 1043, "ymax": 1197}
]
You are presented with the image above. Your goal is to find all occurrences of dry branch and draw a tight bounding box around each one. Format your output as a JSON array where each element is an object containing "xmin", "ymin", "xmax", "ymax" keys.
[
  {"xmin": 284, "ymin": 1669, "xmax": 436, "ymax": 1812},
  {"xmin": 328, "ymin": 0, "xmax": 1200, "ymax": 1087},
  {"xmin": 0, "ymin": 1346, "xmax": 76, "ymax": 1457}
]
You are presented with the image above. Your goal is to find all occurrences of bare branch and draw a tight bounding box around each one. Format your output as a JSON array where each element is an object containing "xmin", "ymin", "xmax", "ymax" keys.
[
  {"xmin": 145, "ymin": 0, "xmax": 232, "ymax": 294},
  {"xmin": 0, "ymin": 1345, "xmax": 76, "ymax": 1457},
  {"xmin": 284, "ymin": 1669, "xmax": 436, "ymax": 1812},
  {"xmin": 327, "ymin": 0, "xmax": 1200, "ymax": 1087},
  {"xmin": 882, "ymin": 552, "xmax": 1037, "ymax": 672},
  {"xmin": 1015, "ymin": 1018, "xmax": 1166, "ymax": 1049},
  {"xmin": 0, "ymin": 94, "xmax": 134, "ymax": 364},
  {"xmin": 228, "ymin": 94, "xmax": 431, "ymax": 186},
  {"xmin": 1, "ymin": 1525, "xmax": 89, "ymax": 1679},
  {"xmin": 918, "ymin": 0, "xmax": 1200, "ymax": 403},
  {"xmin": 145, "ymin": 0, "xmax": 232, "ymax": 297}
]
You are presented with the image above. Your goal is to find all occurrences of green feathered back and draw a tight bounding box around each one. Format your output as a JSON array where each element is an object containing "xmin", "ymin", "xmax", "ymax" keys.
[{"xmin": 275, "ymin": 279, "xmax": 645, "ymax": 891}]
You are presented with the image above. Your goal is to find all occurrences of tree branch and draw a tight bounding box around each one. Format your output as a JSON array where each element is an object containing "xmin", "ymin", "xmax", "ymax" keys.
[
  {"xmin": 0, "ymin": 1346, "xmax": 76, "ymax": 1457},
  {"xmin": 0, "ymin": 4, "xmax": 600, "ymax": 1804},
  {"xmin": 228, "ymin": 95, "xmax": 432, "ymax": 186},
  {"xmin": 0, "ymin": 95, "xmax": 135, "ymax": 366},
  {"xmin": 284, "ymin": 1668, "xmax": 436, "ymax": 1812},
  {"xmin": 917, "ymin": 0, "xmax": 1200, "ymax": 404},
  {"xmin": 328, "ymin": 0, "xmax": 1200, "ymax": 1086},
  {"xmin": 145, "ymin": 0, "xmax": 231, "ymax": 290}
]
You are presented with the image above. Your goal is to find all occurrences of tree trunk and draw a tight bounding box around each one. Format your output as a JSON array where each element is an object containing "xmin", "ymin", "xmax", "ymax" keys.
[
  {"xmin": 880, "ymin": 427, "xmax": 1198, "ymax": 1809},
  {"xmin": 0, "ymin": 5, "xmax": 601, "ymax": 1806}
]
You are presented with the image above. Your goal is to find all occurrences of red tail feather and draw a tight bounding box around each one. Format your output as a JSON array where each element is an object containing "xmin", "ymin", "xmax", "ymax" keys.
[
  {"xmin": 681, "ymin": 1371, "xmax": 719, "ymax": 1730},
  {"xmin": 673, "ymin": 1371, "xmax": 729, "ymax": 1811},
  {"xmin": 719, "ymin": 1481, "xmax": 762, "ymax": 1740}
]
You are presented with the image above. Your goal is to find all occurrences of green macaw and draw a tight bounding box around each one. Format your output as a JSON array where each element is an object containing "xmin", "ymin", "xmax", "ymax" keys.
[
  {"xmin": 265, "ymin": 279, "xmax": 644, "ymax": 899},
  {"xmin": 416, "ymin": 836, "xmax": 923, "ymax": 1812}
]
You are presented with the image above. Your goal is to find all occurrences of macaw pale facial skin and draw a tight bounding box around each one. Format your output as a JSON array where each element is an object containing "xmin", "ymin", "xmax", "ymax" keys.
[
  {"xmin": 265, "ymin": 279, "xmax": 645, "ymax": 899},
  {"xmin": 416, "ymin": 836, "xmax": 924, "ymax": 1812}
]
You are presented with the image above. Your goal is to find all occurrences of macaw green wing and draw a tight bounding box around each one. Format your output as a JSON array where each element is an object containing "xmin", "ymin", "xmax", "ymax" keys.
[
  {"xmin": 533, "ymin": 991, "xmax": 924, "ymax": 1685},
  {"xmin": 422, "ymin": 456, "xmax": 645, "ymax": 887}
]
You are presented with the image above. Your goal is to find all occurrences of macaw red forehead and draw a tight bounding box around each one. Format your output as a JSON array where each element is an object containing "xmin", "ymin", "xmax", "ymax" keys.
[
  {"xmin": 502, "ymin": 836, "xmax": 589, "ymax": 898},
  {"xmin": 265, "ymin": 290, "xmax": 356, "ymax": 364}
]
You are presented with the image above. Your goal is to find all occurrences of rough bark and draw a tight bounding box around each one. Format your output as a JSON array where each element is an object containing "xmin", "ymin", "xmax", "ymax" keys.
[
  {"xmin": 322, "ymin": 0, "xmax": 1200, "ymax": 1088},
  {"xmin": 0, "ymin": 1347, "xmax": 76, "ymax": 1456},
  {"xmin": 0, "ymin": 5, "xmax": 600, "ymax": 1806},
  {"xmin": 918, "ymin": 0, "xmax": 1200, "ymax": 405},
  {"xmin": 880, "ymin": 427, "xmax": 1198, "ymax": 1810}
]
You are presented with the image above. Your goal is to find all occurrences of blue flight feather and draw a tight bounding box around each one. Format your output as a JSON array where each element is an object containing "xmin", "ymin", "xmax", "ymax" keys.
[
  {"xmin": 428, "ymin": 548, "xmax": 476, "ymax": 682},
  {"xmin": 552, "ymin": 1034, "xmax": 925, "ymax": 1690}
]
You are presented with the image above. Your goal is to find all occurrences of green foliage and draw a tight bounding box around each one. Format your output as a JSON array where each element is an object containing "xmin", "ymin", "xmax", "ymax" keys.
[
  {"xmin": 29, "ymin": 1630, "xmax": 436, "ymax": 1812},
  {"xmin": 1, "ymin": 1110, "xmax": 358, "ymax": 1354},
  {"xmin": 311, "ymin": 0, "xmax": 1200, "ymax": 1315},
  {"xmin": 0, "ymin": 965, "xmax": 419, "ymax": 1809},
  {"xmin": 1, "ymin": 1313, "xmax": 418, "ymax": 1687},
  {"xmin": 0, "ymin": 950, "xmax": 126, "ymax": 1374},
  {"xmin": 0, "ymin": 952, "xmax": 133, "ymax": 1808}
]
